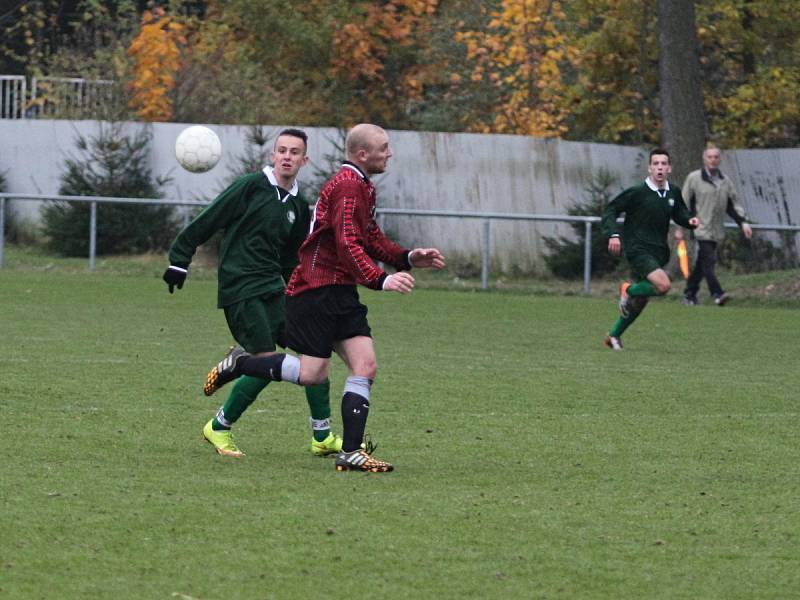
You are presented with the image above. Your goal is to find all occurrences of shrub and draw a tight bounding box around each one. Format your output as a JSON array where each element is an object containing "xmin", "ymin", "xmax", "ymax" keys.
[
  {"xmin": 543, "ymin": 169, "xmax": 622, "ymax": 279},
  {"xmin": 42, "ymin": 123, "xmax": 179, "ymax": 256},
  {"xmin": 718, "ymin": 228, "xmax": 800, "ymax": 272}
]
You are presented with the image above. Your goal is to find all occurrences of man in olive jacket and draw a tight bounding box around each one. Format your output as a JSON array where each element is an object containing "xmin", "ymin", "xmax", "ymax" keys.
[{"xmin": 680, "ymin": 145, "xmax": 752, "ymax": 306}]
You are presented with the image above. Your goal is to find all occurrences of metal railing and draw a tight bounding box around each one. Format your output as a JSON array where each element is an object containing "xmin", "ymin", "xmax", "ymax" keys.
[
  {"xmin": 30, "ymin": 76, "xmax": 115, "ymax": 118},
  {"xmin": 376, "ymin": 208, "xmax": 597, "ymax": 291},
  {"xmin": 0, "ymin": 76, "xmax": 115, "ymax": 119},
  {"xmin": 2, "ymin": 193, "xmax": 799, "ymax": 293},
  {"xmin": 0, "ymin": 194, "xmax": 208, "ymax": 271},
  {"xmin": 0, "ymin": 75, "xmax": 26, "ymax": 119}
]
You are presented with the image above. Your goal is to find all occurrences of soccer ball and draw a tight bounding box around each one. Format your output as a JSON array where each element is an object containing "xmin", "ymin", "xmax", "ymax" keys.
[{"xmin": 175, "ymin": 125, "xmax": 222, "ymax": 173}]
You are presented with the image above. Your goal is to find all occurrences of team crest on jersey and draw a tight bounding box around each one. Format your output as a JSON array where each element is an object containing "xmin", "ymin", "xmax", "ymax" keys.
[
  {"xmin": 668, "ymin": 198, "xmax": 674, "ymax": 207},
  {"xmin": 287, "ymin": 210, "xmax": 296, "ymax": 224}
]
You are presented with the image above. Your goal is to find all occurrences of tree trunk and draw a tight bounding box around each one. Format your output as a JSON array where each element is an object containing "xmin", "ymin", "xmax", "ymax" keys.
[
  {"xmin": 657, "ymin": 0, "xmax": 706, "ymax": 186},
  {"xmin": 741, "ymin": 0, "xmax": 756, "ymax": 77}
]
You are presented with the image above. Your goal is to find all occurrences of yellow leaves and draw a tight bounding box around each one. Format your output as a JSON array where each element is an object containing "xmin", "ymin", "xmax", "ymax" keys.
[
  {"xmin": 127, "ymin": 8, "xmax": 186, "ymax": 122},
  {"xmin": 456, "ymin": 0, "xmax": 576, "ymax": 137},
  {"xmin": 715, "ymin": 66, "xmax": 800, "ymax": 147}
]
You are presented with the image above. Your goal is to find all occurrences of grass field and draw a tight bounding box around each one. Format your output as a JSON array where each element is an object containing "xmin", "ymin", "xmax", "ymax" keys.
[{"xmin": 1, "ymin": 256, "xmax": 799, "ymax": 599}]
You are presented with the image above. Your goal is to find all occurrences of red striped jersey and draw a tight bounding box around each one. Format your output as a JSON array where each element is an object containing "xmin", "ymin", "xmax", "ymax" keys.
[{"xmin": 286, "ymin": 162, "xmax": 411, "ymax": 296}]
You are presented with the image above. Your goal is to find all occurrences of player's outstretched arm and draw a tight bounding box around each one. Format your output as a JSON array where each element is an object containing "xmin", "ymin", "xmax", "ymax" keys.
[
  {"xmin": 382, "ymin": 271, "xmax": 415, "ymax": 294},
  {"xmin": 409, "ymin": 248, "xmax": 446, "ymax": 269}
]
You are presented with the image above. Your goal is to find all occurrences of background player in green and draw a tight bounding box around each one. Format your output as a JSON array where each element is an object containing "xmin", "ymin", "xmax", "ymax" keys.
[
  {"xmin": 163, "ymin": 128, "xmax": 342, "ymax": 457},
  {"xmin": 601, "ymin": 148, "xmax": 701, "ymax": 350}
]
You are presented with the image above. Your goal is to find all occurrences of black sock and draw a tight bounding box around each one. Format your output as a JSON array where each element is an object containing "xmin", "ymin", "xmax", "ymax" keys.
[
  {"xmin": 240, "ymin": 354, "xmax": 285, "ymax": 381},
  {"xmin": 341, "ymin": 392, "xmax": 369, "ymax": 452}
]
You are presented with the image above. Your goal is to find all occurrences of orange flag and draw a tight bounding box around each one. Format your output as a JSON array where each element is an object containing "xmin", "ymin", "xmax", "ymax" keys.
[{"xmin": 676, "ymin": 239, "xmax": 690, "ymax": 279}]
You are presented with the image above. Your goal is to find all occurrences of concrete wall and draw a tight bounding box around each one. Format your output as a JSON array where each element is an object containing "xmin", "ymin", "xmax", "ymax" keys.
[{"xmin": 1, "ymin": 119, "xmax": 797, "ymax": 271}]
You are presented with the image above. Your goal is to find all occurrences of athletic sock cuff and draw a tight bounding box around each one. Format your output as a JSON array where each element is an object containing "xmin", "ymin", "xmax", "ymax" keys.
[
  {"xmin": 310, "ymin": 417, "xmax": 332, "ymax": 431},
  {"xmin": 344, "ymin": 376, "xmax": 372, "ymax": 401},
  {"xmin": 280, "ymin": 354, "xmax": 301, "ymax": 383}
]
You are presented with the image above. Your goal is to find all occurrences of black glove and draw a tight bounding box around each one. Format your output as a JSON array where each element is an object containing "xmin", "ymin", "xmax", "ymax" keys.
[{"xmin": 163, "ymin": 264, "xmax": 188, "ymax": 293}]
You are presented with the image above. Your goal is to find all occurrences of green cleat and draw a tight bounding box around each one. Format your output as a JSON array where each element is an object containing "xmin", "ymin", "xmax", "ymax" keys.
[
  {"xmin": 202, "ymin": 419, "xmax": 245, "ymax": 458},
  {"xmin": 311, "ymin": 432, "xmax": 344, "ymax": 456}
]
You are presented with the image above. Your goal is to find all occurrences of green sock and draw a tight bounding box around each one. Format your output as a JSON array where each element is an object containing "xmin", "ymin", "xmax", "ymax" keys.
[
  {"xmin": 212, "ymin": 376, "xmax": 269, "ymax": 431},
  {"xmin": 628, "ymin": 280, "xmax": 657, "ymax": 297},
  {"xmin": 610, "ymin": 297, "xmax": 649, "ymax": 337},
  {"xmin": 305, "ymin": 380, "xmax": 332, "ymax": 442}
]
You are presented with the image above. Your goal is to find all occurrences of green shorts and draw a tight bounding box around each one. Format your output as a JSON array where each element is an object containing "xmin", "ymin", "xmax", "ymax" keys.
[
  {"xmin": 627, "ymin": 252, "xmax": 667, "ymax": 281},
  {"xmin": 223, "ymin": 293, "xmax": 286, "ymax": 353}
]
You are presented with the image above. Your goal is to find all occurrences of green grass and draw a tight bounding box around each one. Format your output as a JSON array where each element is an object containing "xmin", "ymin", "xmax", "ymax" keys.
[{"xmin": 1, "ymin": 257, "xmax": 799, "ymax": 599}]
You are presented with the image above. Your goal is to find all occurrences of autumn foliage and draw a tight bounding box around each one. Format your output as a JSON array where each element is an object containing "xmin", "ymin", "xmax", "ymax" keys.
[
  {"xmin": 455, "ymin": 0, "xmax": 578, "ymax": 137},
  {"xmin": 330, "ymin": 0, "xmax": 439, "ymax": 124},
  {"xmin": 127, "ymin": 8, "xmax": 186, "ymax": 122},
  {"xmin": 4, "ymin": 0, "xmax": 797, "ymax": 147}
]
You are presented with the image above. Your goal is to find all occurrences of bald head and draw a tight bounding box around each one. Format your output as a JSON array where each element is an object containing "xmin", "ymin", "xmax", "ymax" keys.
[
  {"xmin": 345, "ymin": 123, "xmax": 392, "ymax": 175},
  {"xmin": 346, "ymin": 124, "xmax": 387, "ymax": 157}
]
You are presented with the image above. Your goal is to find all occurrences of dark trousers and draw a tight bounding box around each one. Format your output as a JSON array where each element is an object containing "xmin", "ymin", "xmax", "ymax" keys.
[{"xmin": 685, "ymin": 240, "xmax": 723, "ymax": 298}]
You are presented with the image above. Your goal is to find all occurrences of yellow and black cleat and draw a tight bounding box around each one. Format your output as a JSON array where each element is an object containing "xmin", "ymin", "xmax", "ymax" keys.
[
  {"xmin": 203, "ymin": 346, "xmax": 248, "ymax": 397},
  {"xmin": 335, "ymin": 448, "xmax": 394, "ymax": 473}
]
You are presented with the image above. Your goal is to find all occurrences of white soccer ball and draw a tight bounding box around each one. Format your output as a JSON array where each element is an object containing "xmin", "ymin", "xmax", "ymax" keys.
[{"xmin": 175, "ymin": 125, "xmax": 222, "ymax": 173}]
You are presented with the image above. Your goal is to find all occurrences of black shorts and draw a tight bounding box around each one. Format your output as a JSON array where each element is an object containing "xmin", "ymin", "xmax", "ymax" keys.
[{"xmin": 285, "ymin": 285, "xmax": 372, "ymax": 358}]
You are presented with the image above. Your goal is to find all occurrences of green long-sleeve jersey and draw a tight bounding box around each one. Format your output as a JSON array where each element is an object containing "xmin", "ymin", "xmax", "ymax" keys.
[
  {"xmin": 168, "ymin": 172, "xmax": 311, "ymax": 308},
  {"xmin": 601, "ymin": 180, "xmax": 694, "ymax": 264}
]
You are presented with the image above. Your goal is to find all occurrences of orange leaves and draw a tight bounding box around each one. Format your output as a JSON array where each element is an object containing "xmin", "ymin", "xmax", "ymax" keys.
[
  {"xmin": 330, "ymin": 0, "xmax": 439, "ymax": 122},
  {"xmin": 332, "ymin": 0, "xmax": 438, "ymax": 82},
  {"xmin": 127, "ymin": 8, "xmax": 186, "ymax": 122}
]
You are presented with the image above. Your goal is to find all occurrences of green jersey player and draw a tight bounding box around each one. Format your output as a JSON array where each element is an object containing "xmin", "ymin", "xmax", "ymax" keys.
[
  {"xmin": 601, "ymin": 148, "xmax": 701, "ymax": 350},
  {"xmin": 163, "ymin": 129, "xmax": 342, "ymax": 457}
]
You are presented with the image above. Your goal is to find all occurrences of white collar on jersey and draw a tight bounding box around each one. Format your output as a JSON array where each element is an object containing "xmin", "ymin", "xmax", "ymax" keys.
[
  {"xmin": 645, "ymin": 177, "xmax": 670, "ymax": 193},
  {"xmin": 262, "ymin": 165, "xmax": 299, "ymax": 196}
]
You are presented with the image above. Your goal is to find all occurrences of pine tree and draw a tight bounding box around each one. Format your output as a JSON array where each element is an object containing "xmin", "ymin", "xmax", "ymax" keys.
[{"xmin": 42, "ymin": 123, "xmax": 179, "ymax": 256}]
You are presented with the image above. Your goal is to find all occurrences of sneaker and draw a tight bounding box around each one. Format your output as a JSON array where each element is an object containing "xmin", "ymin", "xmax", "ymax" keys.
[
  {"xmin": 714, "ymin": 293, "xmax": 730, "ymax": 306},
  {"xmin": 603, "ymin": 335, "xmax": 623, "ymax": 351},
  {"xmin": 202, "ymin": 419, "xmax": 244, "ymax": 457},
  {"xmin": 335, "ymin": 448, "xmax": 394, "ymax": 473},
  {"xmin": 311, "ymin": 432, "xmax": 343, "ymax": 456},
  {"xmin": 683, "ymin": 295, "xmax": 698, "ymax": 306},
  {"xmin": 618, "ymin": 282, "xmax": 632, "ymax": 318},
  {"xmin": 204, "ymin": 346, "xmax": 248, "ymax": 397}
]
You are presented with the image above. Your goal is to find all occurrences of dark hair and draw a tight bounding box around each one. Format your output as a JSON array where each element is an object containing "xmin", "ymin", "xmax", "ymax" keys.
[
  {"xmin": 276, "ymin": 128, "xmax": 308, "ymax": 149},
  {"xmin": 649, "ymin": 147, "xmax": 670, "ymax": 163}
]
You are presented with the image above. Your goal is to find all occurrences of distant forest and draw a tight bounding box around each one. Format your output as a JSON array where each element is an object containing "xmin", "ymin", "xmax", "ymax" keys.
[{"xmin": 1, "ymin": 0, "xmax": 797, "ymax": 150}]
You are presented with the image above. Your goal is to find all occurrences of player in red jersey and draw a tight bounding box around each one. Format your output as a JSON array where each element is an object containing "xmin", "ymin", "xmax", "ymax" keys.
[{"xmin": 204, "ymin": 123, "xmax": 445, "ymax": 472}]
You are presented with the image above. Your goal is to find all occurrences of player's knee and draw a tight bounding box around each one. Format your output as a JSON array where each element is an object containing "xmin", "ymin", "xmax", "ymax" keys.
[
  {"xmin": 299, "ymin": 363, "xmax": 328, "ymax": 386},
  {"xmin": 655, "ymin": 280, "xmax": 671, "ymax": 295},
  {"xmin": 353, "ymin": 358, "xmax": 377, "ymax": 380}
]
